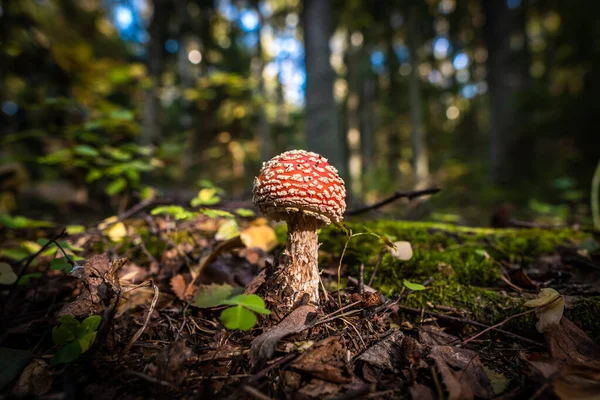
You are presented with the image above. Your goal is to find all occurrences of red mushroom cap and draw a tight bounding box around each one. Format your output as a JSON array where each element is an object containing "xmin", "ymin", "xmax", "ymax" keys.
[{"xmin": 253, "ymin": 150, "xmax": 346, "ymax": 225}]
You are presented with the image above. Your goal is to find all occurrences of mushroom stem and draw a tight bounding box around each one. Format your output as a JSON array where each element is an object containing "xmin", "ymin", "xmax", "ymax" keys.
[{"xmin": 280, "ymin": 213, "xmax": 321, "ymax": 307}]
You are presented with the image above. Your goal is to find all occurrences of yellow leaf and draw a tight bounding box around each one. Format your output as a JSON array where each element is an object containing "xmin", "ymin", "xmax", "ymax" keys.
[
  {"xmin": 106, "ymin": 222, "xmax": 127, "ymax": 242},
  {"xmin": 240, "ymin": 225, "xmax": 278, "ymax": 252},
  {"xmin": 215, "ymin": 220, "xmax": 240, "ymax": 241}
]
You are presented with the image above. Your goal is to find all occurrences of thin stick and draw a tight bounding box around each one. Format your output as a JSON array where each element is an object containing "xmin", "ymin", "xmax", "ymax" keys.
[
  {"xmin": 460, "ymin": 307, "xmax": 537, "ymax": 345},
  {"xmin": 358, "ymin": 263, "xmax": 364, "ymax": 295},
  {"xmin": 121, "ymin": 280, "xmax": 160, "ymax": 356},
  {"xmin": 345, "ymin": 187, "xmax": 441, "ymax": 216},
  {"xmin": 396, "ymin": 305, "xmax": 542, "ymax": 347},
  {"xmin": 368, "ymin": 248, "xmax": 386, "ymax": 286}
]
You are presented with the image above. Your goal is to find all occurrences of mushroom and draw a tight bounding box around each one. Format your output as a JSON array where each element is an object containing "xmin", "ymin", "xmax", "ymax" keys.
[{"xmin": 253, "ymin": 150, "xmax": 346, "ymax": 310}]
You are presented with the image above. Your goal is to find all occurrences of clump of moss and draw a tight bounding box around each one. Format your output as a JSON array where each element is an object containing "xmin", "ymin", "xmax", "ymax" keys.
[{"xmin": 567, "ymin": 296, "xmax": 600, "ymax": 343}]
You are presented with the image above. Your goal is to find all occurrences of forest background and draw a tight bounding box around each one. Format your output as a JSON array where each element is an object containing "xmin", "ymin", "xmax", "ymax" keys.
[{"xmin": 1, "ymin": 0, "xmax": 599, "ymax": 227}]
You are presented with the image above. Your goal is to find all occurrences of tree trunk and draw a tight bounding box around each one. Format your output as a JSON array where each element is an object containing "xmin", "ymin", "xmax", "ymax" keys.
[
  {"xmin": 482, "ymin": 0, "xmax": 530, "ymax": 186},
  {"xmin": 303, "ymin": 0, "xmax": 346, "ymax": 180},
  {"xmin": 407, "ymin": 5, "xmax": 429, "ymax": 187},
  {"xmin": 142, "ymin": 0, "xmax": 169, "ymax": 145}
]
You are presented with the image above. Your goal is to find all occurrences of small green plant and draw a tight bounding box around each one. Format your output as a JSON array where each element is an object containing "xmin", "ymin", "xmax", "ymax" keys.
[
  {"xmin": 191, "ymin": 284, "xmax": 270, "ymax": 331},
  {"xmin": 51, "ymin": 315, "xmax": 101, "ymax": 365}
]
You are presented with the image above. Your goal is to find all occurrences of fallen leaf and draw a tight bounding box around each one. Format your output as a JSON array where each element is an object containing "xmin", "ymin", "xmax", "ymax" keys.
[
  {"xmin": 429, "ymin": 345, "xmax": 493, "ymax": 400},
  {"xmin": 358, "ymin": 330, "xmax": 406, "ymax": 371},
  {"xmin": 170, "ymin": 274, "xmax": 187, "ymax": 301},
  {"xmin": 546, "ymin": 317, "xmax": 600, "ymax": 369},
  {"xmin": 250, "ymin": 304, "xmax": 317, "ymax": 368},
  {"xmin": 291, "ymin": 336, "xmax": 353, "ymax": 383},
  {"xmin": 240, "ymin": 224, "xmax": 278, "ymax": 252},
  {"xmin": 14, "ymin": 359, "xmax": 52, "ymax": 395},
  {"xmin": 390, "ymin": 241, "xmax": 413, "ymax": 261}
]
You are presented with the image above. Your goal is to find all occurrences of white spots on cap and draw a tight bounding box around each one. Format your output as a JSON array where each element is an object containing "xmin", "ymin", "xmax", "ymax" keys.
[{"xmin": 252, "ymin": 149, "xmax": 346, "ymax": 224}]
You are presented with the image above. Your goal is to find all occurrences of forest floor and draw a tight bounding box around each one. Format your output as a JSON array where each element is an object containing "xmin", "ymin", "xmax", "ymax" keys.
[{"xmin": 1, "ymin": 201, "xmax": 600, "ymax": 399}]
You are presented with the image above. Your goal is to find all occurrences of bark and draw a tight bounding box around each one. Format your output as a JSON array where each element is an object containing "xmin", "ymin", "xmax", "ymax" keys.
[
  {"xmin": 407, "ymin": 5, "xmax": 429, "ymax": 186},
  {"xmin": 482, "ymin": 0, "xmax": 530, "ymax": 186},
  {"xmin": 303, "ymin": 0, "xmax": 346, "ymax": 180}
]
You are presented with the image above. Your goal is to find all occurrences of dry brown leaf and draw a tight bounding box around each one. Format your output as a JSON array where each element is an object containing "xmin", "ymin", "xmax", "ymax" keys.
[
  {"xmin": 250, "ymin": 304, "xmax": 317, "ymax": 367},
  {"xmin": 429, "ymin": 345, "xmax": 493, "ymax": 400},
  {"xmin": 116, "ymin": 286, "xmax": 156, "ymax": 317},
  {"xmin": 170, "ymin": 274, "xmax": 187, "ymax": 301},
  {"xmin": 14, "ymin": 359, "xmax": 52, "ymax": 395}
]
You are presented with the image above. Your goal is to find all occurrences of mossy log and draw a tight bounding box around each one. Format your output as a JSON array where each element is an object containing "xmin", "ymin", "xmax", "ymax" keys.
[{"xmin": 278, "ymin": 220, "xmax": 600, "ymax": 342}]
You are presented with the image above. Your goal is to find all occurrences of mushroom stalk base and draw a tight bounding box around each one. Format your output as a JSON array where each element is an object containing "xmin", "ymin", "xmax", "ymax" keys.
[{"xmin": 278, "ymin": 214, "xmax": 321, "ymax": 309}]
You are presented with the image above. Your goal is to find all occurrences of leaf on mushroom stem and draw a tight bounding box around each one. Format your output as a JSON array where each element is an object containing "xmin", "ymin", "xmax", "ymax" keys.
[
  {"xmin": 524, "ymin": 288, "xmax": 565, "ymax": 333},
  {"xmin": 390, "ymin": 241, "xmax": 413, "ymax": 261},
  {"xmin": 240, "ymin": 224, "xmax": 277, "ymax": 252}
]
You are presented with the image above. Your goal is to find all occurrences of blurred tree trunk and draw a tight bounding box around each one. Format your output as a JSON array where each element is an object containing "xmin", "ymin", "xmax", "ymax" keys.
[
  {"xmin": 142, "ymin": 0, "xmax": 169, "ymax": 145},
  {"xmin": 407, "ymin": 5, "xmax": 429, "ymax": 187},
  {"xmin": 303, "ymin": 0, "xmax": 346, "ymax": 180},
  {"xmin": 360, "ymin": 72, "xmax": 376, "ymax": 187},
  {"xmin": 386, "ymin": 25, "xmax": 401, "ymax": 184},
  {"xmin": 345, "ymin": 36, "xmax": 362, "ymax": 197},
  {"xmin": 482, "ymin": 0, "xmax": 530, "ymax": 186},
  {"xmin": 252, "ymin": 1, "xmax": 272, "ymax": 162}
]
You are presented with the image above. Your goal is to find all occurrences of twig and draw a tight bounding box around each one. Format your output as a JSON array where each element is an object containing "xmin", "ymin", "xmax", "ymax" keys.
[
  {"xmin": 396, "ymin": 305, "xmax": 542, "ymax": 347},
  {"xmin": 368, "ymin": 248, "xmax": 386, "ymax": 286},
  {"xmin": 460, "ymin": 307, "xmax": 537, "ymax": 345},
  {"xmin": 1, "ymin": 229, "xmax": 66, "ymax": 315},
  {"xmin": 243, "ymin": 385, "xmax": 273, "ymax": 400},
  {"xmin": 121, "ymin": 280, "xmax": 160, "ymax": 356},
  {"xmin": 345, "ymin": 187, "xmax": 441, "ymax": 216},
  {"xmin": 358, "ymin": 264, "xmax": 364, "ymax": 295},
  {"xmin": 125, "ymin": 370, "xmax": 180, "ymax": 391}
]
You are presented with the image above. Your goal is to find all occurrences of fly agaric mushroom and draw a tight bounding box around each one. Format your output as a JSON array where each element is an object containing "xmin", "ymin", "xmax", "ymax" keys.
[{"xmin": 253, "ymin": 150, "xmax": 346, "ymax": 310}]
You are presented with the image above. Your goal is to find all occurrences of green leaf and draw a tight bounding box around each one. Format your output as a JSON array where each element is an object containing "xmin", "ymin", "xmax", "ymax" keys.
[
  {"xmin": 215, "ymin": 220, "xmax": 240, "ymax": 241},
  {"xmin": 234, "ymin": 208, "xmax": 255, "ymax": 217},
  {"xmin": 222, "ymin": 294, "xmax": 271, "ymax": 315},
  {"xmin": 66, "ymin": 225, "xmax": 86, "ymax": 235},
  {"xmin": 51, "ymin": 341, "xmax": 82, "ymax": 365},
  {"xmin": 77, "ymin": 332, "xmax": 97, "ymax": 353},
  {"xmin": 403, "ymin": 280, "xmax": 426, "ymax": 291},
  {"xmin": 52, "ymin": 324, "xmax": 77, "ymax": 346},
  {"xmin": 0, "ymin": 347, "xmax": 31, "ymax": 390},
  {"xmin": 191, "ymin": 188, "xmax": 220, "ymax": 206},
  {"xmin": 150, "ymin": 205, "xmax": 195, "ymax": 221},
  {"xmin": 220, "ymin": 305, "xmax": 257, "ymax": 331},
  {"xmin": 17, "ymin": 272, "xmax": 42, "ymax": 285},
  {"xmin": 74, "ymin": 145, "xmax": 99, "ymax": 157},
  {"xmin": 80, "ymin": 316, "xmax": 101, "ymax": 333},
  {"xmin": 50, "ymin": 258, "xmax": 72, "ymax": 272},
  {"xmin": 0, "ymin": 215, "xmax": 54, "ymax": 229},
  {"xmin": 192, "ymin": 284, "xmax": 235, "ymax": 308},
  {"xmin": 86, "ymin": 169, "xmax": 103, "ymax": 183},
  {"xmin": 199, "ymin": 208, "xmax": 234, "ymax": 219},
  {"xmin": 0, "ymin": 262, "xmax": 18, "ymax": 285},
  {"xmin": 0, "ymin": 248, "xmax": 29, "ymax": 261},
  {"xmin": 105, "ymin": 177, "xmax": 127, "ymax": 196}
]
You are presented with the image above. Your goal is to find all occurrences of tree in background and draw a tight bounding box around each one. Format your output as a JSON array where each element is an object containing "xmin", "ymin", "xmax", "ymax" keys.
[{"xmin": 303, "ymin": 0, "xmax": 347, "ymax": 181}]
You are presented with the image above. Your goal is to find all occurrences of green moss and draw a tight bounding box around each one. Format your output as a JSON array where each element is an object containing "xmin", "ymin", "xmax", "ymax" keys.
[
  {"xmin": 315, "ymin": 220, "xmax": 592, "ymax": 338},
  {"xmin": 567, "ymin": 296, "xmax": 600, "ymax": 343}
]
